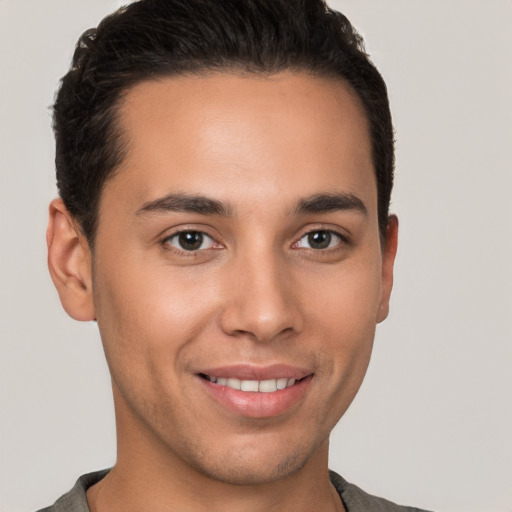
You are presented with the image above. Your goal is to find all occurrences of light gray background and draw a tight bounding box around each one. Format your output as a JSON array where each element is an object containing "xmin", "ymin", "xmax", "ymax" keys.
[{"xmin": 1, "ymin": 1, "xmax": 511, "ymax": 511}]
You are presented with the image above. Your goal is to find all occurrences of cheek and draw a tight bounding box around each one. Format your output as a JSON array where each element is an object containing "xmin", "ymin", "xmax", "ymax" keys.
[
  {"xmin": 306, "ymin": 255, "xmax": 382, "ymax": 386},
  {"xmin": 307, "ymin": 255, "xmax": 382, "ymax": 333},
  {"xmin": 92, "ymin": 259, "xmax": 219, "ymax": 380}
]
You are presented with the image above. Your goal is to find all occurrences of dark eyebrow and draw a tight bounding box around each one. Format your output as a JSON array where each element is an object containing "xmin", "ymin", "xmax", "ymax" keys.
[
  {"xmin": 293, "ymin": 193, "xmax": 368, "ymax": 216},
  {"xmin": 136, "ymin": 193, "xmax": 232, "ymax": 217}
]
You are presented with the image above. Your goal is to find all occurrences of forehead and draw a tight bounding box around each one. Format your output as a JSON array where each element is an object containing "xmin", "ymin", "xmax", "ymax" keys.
[{"xmin": 105, "ymin": 71, "xmax": 375, "ymax": 216}]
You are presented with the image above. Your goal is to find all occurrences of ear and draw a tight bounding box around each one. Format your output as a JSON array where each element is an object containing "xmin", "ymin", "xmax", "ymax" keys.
[
  {"xmin": 47, "ymin": 198, "xmax": 95, "ymax": 321},
  {"xmin": 377, "ymin": 215, "xmax": 398, "ymax": 323}
]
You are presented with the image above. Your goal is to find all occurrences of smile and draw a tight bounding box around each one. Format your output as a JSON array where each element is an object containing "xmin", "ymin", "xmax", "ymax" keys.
[
  {"xmin": 200, "ymin": 374, "xmax": 298, "ymax": 393},
  {"xmin": 196, "ymin": 364, "xmax": 313, "ymax": 418}
]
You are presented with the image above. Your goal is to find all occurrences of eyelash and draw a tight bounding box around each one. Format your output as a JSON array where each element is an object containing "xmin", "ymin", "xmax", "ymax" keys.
[
  {"xmin": 161, "ymin": 228, "xmax": 349, "ymax": 255},
  {"xmin": 162, "ymin": 230, "xmax": 221, "ymax": 255},
  {"xmin": 293, "ymin": 230, "xmax": 348, "ymax": 251}
]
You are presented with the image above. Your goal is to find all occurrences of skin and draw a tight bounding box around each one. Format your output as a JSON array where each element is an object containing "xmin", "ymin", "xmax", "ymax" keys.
[{"xmin": 47, "ymin": 71, "xmax": 398, "ymax": 512}]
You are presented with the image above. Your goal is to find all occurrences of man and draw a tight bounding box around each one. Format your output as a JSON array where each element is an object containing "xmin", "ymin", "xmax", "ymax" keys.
[{"xmin": 40, "ymin": 0, "xmax": 430, "ymax": 511}]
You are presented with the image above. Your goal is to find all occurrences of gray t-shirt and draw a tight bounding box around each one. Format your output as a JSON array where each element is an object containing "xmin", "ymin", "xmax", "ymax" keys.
[{"xmin": 37, "ymin": 469, "xmax": 432, "ymax": 512}]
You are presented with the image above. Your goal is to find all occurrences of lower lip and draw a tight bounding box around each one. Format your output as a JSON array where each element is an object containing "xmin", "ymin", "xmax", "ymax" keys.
[{"xmin": 199, "ymin": 375, "xmax": 313, "ymax": 419}]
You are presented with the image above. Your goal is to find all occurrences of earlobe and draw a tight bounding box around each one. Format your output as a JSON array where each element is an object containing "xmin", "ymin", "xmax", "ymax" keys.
[
  {"xmin": 47, "ymin": 198, "xmax": 95, "ymax": 321},
  {"xmin": 377, "ymin": 215, "xmax": 398, "ymax": 323}
]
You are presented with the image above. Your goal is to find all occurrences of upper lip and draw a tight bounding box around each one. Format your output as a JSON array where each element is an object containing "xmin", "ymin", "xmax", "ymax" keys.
[{"xmin": 197, "ymin": 364, "xmax": 312, "ymax": 381}]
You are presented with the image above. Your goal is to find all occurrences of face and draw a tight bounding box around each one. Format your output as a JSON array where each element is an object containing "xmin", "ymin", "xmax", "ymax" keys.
[{"xmin": 83, "ymin": 72, "xmax": 396, "ymax": 484}]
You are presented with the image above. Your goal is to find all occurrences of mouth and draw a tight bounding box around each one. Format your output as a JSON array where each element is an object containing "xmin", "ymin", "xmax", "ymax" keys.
[
  {"xmin": 196, "ymin": 366, "xmax": 313, "ymax": 418},
  {"xmin": 198, "ymin": 373, "xmax": 302, "ymax": 393}
]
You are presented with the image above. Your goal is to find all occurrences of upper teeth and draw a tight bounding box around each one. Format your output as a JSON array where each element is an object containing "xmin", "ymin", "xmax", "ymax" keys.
[{"xmin": 207, "ymin": 376, "xmax": 296, "ymax": 393}]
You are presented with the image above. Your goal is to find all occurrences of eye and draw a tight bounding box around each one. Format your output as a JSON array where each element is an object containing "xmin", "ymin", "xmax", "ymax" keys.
[
  {"xmin": 295, "ymin": 230, "xmax": 344, "ymax": 250},
  {"xmin": 165, "ymin": 231, "xmax": 217, "ymax": 252}
]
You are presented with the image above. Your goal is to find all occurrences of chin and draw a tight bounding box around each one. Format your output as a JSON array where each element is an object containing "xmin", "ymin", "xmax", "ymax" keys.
[
  {"xmin": 195, "ymin": 451, "xmax": 308, "ymax": 486},
  {"xmin": 177, "ymin": 432, "xmax": 324, "ymax": 486}
]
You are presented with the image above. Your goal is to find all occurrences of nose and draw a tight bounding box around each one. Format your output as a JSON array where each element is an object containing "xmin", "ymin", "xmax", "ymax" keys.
[{"xmin": 219, "ymin": 253, "xmax": 303, "ymax": 343}]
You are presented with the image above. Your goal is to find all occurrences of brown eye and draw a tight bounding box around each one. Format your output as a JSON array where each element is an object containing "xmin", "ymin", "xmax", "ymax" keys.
[
  {"xmin": 296, "ymin": 230, "xmax": 343, "ymax": 250},
  {"xmin": 166, "ymin": 231, "xmax": 215, "ymax": 251},
  {"xmin": 308, "ymin": 231, "xmax": 331, "ymax": 249}
]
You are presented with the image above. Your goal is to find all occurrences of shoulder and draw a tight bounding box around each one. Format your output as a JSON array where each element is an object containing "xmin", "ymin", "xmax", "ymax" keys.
[
  {"xmin": 35, "ymin": 470, "xmax": 109, "ymax": 512},
  {"xmin": 329, "ymin": 471, "xmax": 433, "ymax": 512}
]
